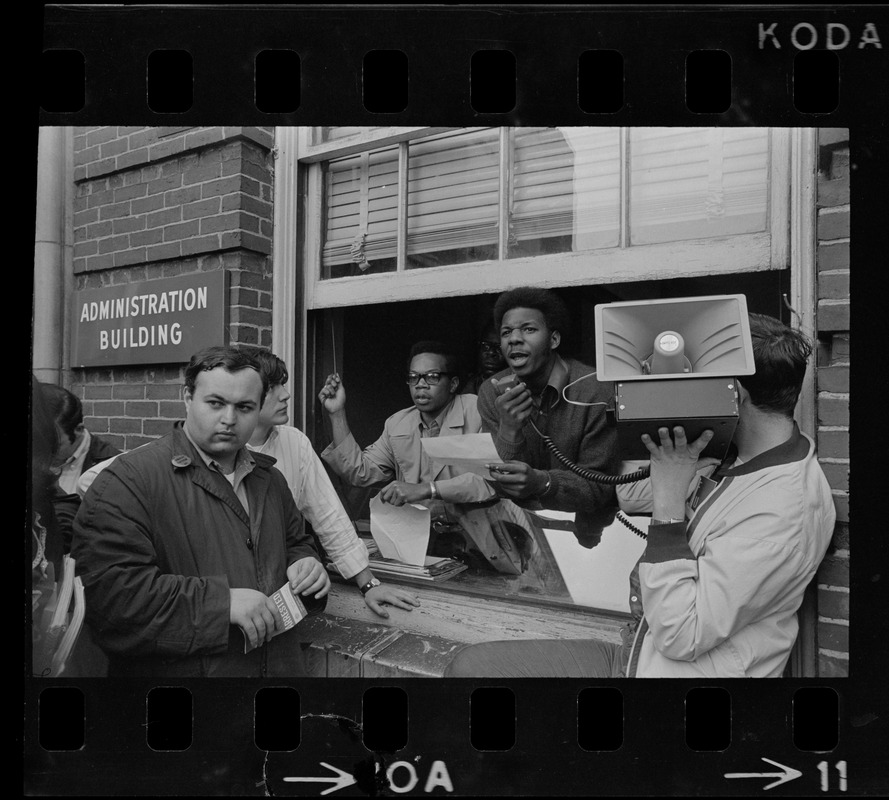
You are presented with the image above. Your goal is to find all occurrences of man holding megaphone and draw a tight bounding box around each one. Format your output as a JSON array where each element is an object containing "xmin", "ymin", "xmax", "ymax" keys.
[{"xmin": 446, "ymin": 312, "xmax": 835, "ymax": 679}]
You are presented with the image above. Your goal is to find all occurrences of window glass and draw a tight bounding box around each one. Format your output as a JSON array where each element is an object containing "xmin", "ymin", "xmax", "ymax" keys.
[
  {"xmin": 316, "ymin": 127, "xmax": 774, "ymax": 285},
  {"xmin": 509, "ymin": 127, "xmax": 621, "ymax": 258},
  {"xmin": 308, "ymin": 270, "xmax": 787, "ymax": 616},
  {"xmin": 312, "ymin": 126, "xmax": 388, "ymax": 145},
  {"xmin": 629, "ymin": 127, "xmax": 769, "ymax": 245},
  {"xmin": 406, "ymin": 128, "xmax": 500, "ymax": 269},
  {"xmin": 352, "ymin": 507, "xmax": 647, "ymax": 615},
  {"xmin": 321, "ymin": 147, "xmax": 399, "ymax": 279}
]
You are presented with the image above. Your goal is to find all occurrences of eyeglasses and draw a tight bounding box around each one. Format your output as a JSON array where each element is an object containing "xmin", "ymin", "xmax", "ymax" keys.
[
  {"xmin": 478, "ymin": 341, "xmax": 501, "ymax": 354},
  {"xmin": 405, "ymin": 371, "xmax": 452, "ymax": 386}
]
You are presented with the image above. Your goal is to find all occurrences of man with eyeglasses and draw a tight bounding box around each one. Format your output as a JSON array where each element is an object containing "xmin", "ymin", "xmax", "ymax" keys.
[{"xmin": 319, "ymin": 340, "xmax": 518, "ymax": 568}]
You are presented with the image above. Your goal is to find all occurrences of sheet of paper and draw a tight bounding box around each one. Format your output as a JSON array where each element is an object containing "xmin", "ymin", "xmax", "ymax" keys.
[
  {"xmin": 420, "ymin": 433, "xmax": 505, "ymax": 478},
  {"xmin": 369, "ymin": 494, "xmax": 431, "ymax": 566}
]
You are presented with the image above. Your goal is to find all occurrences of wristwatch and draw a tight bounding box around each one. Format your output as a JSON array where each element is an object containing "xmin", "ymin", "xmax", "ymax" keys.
[
  {"xmin": 359, "ymin": 577, "xmax": 382, "ymax": 595},
  {"xmin": 649, "ymin": 517, "xmax": 685, "ymax": 526}
]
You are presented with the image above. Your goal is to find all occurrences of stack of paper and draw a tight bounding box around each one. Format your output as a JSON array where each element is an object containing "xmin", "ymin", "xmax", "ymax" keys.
[{"xmin": 367, "ymin": 554, "xmax": 468, "ymax": 583}]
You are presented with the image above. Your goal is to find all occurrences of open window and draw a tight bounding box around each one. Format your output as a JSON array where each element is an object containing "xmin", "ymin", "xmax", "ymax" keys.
[
  {"xmin": 292, "ymin": 125, "xmax": 797, "ymax": 620},
  {"xmin": 305, "ymin": 271, "xmax": 790, "ymax": 618}
]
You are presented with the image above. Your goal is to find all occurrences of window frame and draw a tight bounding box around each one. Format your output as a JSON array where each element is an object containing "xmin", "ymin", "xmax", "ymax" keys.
[
  {"xmin": 300, "ymin": 126, "xmax": 791, "ymax": 311},
  {"xmin": 272, "ymin": 125, "xmax": 820, "ymax": 668}
]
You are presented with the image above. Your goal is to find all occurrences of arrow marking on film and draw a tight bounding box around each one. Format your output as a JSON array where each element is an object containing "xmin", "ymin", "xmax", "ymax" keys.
[
  {"xmin": 283, "ymin": 762, "xmax": 357, "ymax": 795},
  {"xmin": 725, "ymin": 757, "xmax": 803, "ymax": 790}
]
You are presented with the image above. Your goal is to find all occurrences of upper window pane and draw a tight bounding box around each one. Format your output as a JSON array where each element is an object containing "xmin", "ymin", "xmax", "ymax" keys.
[
  {"xmin": 406, "ymin": 129, "xmax": 500, "ymax": 269},
  {"xmin": 312, "ymin": 126, "xmax": 387, "ymax": 145},
  {"xmin": 629, "ymin": 127, "xmax": 769, "ymax": 245},
  {"xmin": 321, "ymin": 147, "xmax": 398, "ymax": 279},
  {"xmin": 509, "ymin": 127, "xmax": 621, "ymax": 258}
]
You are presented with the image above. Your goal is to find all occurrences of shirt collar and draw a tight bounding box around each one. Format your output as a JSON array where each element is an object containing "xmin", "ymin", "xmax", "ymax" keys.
[
  {"xmin": 419, "ymin": 402, "xmax": 451, "ymax": 433},
  {"xmin": 60, "ymin": 428, "xmax": 91, "ymax": 469},
  {"xmin": 249, "ymin": 425, "xmax": 279, "ymax": 454},
  {"xmin": 720, "ymin": 421, "xmax": 809, "ymax": 476},
  {"xmin": 537, "ymin": 355, "xmax": 570, "ymax": 410}
]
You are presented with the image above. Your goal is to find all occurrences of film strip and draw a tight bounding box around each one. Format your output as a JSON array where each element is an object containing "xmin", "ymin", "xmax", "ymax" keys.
[{"xmin": 28, "ymin": 4, "xmax": 886, "ymax": 796}]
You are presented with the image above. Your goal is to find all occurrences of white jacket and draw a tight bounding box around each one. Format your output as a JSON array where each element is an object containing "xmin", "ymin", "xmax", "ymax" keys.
[{"xmin": 622, "ymin": 426, "xmax": 835, "ymax": 678}]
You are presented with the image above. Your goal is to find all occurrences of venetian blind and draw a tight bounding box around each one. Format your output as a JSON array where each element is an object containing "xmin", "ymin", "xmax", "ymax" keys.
[
  {"xmin": 510, "ymin": 127, "xmax": 621, "ymax": 251},
  {"xmin": 629, "ymin": 127, "xmax": 770, "ymax": 245},
  {"xmin": 322, "ymin": 147, "xmax": 399, "ymax": 268},
  {"xmin": 405, "ymin": 129, "xmax": 500, "ymax": 263},
  {"xmin": 321, "ymin": 129, "xmax": 500, "ymax": 272}
]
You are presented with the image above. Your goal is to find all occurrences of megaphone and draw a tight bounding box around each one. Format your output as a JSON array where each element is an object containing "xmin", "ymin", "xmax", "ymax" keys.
[{"xmin": 594, "ymin": 294, "xmax": 755, "ymax": 460}]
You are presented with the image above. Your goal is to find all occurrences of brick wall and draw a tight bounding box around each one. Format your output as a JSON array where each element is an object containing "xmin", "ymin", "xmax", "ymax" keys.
[
  {"xmin": 814, "ymin": 127, "xmax": 850, "ymax": 677},
  {"xmin": 68, "ymin": 126, "xmax": 276, "ymax": 451}
]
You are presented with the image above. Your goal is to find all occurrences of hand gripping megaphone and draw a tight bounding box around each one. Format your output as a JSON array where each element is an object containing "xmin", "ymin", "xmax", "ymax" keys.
[{"xmin": 594, "ymin": 294, "xmax": 756, "ymax": 460}]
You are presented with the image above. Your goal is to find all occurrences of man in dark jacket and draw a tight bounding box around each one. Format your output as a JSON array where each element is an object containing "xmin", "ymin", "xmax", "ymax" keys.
[
  {"xmin": 71, "ymin": 346, "xmax": 330, "ymax": 678},
  {"xmin": 476, "ymin": 288, "xmax": 619, "ymax": 548}
]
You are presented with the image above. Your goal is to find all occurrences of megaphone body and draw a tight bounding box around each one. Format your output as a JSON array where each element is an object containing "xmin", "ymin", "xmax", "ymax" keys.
[
  {"xmin": 614, "ymin": 376, "xmax": 740, "ymax": 460},
  {"xmin": 595, "ymin": 295, "xmax": 755, "ymax": 460}
]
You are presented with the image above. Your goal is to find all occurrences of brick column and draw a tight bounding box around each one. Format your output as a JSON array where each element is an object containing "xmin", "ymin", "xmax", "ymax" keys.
[
  {"xmin": 66, "ymin": 126, "xmax": 276, "ymax": 451},
  {"xmin": 814, "ymin": 128, "xmax": 850, "ymax": 677}
]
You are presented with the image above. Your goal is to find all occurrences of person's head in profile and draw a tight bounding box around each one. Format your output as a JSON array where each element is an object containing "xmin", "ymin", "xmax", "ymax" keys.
[
  {"xmin": 234, "ymin": 346, "xmax": 292, "ymax": 447},
  {"xmin": 40, "ymin": 383, "xmax": 85, "ymax": 469},
  {"xmin": 737, "ymin": 312, "xmax": 813, "ymax": 419}
]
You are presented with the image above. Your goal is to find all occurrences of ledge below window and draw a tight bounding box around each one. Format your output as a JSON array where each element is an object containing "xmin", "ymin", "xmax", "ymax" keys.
[{"xmin": 299, "ymin": 581, "xmax": 627, "ymax": 677}]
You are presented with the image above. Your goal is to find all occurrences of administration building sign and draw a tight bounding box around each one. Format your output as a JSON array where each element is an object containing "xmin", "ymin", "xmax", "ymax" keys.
[{"xmin": 70, "ymin": 271, "xmax": 228, "ymax": 367}]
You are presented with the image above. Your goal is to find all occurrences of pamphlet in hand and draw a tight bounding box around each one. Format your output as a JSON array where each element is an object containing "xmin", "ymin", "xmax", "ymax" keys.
[{"xmin": 243, "ymin": 582, "xmax": 308, "ymax": 653}]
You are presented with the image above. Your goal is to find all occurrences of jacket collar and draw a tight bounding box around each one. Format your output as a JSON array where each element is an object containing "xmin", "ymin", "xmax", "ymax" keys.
[
  {"xmin": 538, "ymin": 355, "xmax": 569, "ymax": 410},
  {"xmin": 170, "ymin": 421, "xmax": 277, "ymax": 471},
  {"xmin": 168, "ymin": 426, "xmax": 275, "ymax": 527},
  {"xmin": 720, "ymin": 422, "xmax": 809, "ymax": 477},
  {"xmin": 410, "ymin": 395, "xmax": 468, "ymax": 433},
  {"xmin": 442, "ymin": 395, "xmax": 469, "ymax": 431}
]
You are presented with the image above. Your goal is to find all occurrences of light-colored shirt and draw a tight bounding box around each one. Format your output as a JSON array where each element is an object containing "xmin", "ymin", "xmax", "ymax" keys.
[
  {"xmin": 248, "ymin": 425, "xmax": 369, "ymax": 580},
  {"xmin": 77, "ymin": 448, "xmax": 133, "ymax": 498},
  {"xmin": 57, "ymin": 429, "xmax": 92, "ymax": 495}
]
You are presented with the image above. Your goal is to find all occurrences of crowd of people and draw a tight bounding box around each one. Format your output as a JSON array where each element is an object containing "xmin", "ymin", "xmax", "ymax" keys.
[{"xmin": 29, "ymin": 287, "xmax": 836, "ymax": 679}]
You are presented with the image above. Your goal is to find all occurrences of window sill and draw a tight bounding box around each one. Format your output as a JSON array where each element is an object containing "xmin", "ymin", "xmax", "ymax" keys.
[{"xmin": 321, "ymin": 580, "xmax": 627, "ymax": 648}]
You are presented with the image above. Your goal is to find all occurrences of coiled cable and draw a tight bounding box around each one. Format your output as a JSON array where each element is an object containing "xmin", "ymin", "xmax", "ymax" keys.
[
  {"xmin": 616, "ymin": 511, "xmax": 648, "ymax": 540},
  {"xmin": 527, "ymin": 416, "xmax": 650, "ymax": 485},
  {"xmin": 524, "ymin": 416, "xmax": 651, "ymax": 538}
]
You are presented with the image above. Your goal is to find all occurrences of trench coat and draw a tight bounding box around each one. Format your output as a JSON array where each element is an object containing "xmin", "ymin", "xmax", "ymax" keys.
[{"xmin": 71, "ymin": 426, "xmax": 325, "ymax": 677}]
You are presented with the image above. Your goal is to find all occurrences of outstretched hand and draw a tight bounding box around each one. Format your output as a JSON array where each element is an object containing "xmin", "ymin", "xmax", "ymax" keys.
[{"xmin": 363, "ymin": 584, "xmax": 421, "ymax": 619}]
